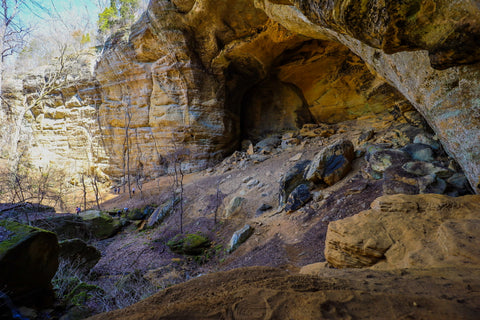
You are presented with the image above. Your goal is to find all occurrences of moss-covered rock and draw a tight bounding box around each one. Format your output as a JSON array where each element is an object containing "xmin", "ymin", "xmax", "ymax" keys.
[
  {"xmin": 32, "ymin": 215, "xmax": 90, "ymax": 241},
  {"xmin": 79, "ymin": 210, "xmax": 122, "ymax": 239},
  {"xmin": 0, "ymin": 220, "xmax": 59, "ymax": 307},
  {"xmin": 59, "ymin": 239, "xmax": 101, "ymax": 273},
  {"xmin": 167, "ymin": 233, "xmax": 211, "ymax": 255}
]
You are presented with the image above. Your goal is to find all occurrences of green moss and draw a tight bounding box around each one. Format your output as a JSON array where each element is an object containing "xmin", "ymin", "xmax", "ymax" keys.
[
  {"xmin": 0, "ymin": 220, "xmax": 55, "ymax": 257},
  {"xmin": 167, "ymin": 233, "xmax": 211, "ymax": 255}
]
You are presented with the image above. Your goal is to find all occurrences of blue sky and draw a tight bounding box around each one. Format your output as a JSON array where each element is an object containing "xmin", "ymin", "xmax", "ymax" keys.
[{"xmin": 20, "ymin": 0, "xmax": 105, "ymax": 28}]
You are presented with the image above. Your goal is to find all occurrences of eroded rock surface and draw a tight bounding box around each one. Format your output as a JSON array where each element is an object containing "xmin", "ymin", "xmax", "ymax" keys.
[
  {"xmin": 88, "ymin": 266, "xmax": 480, "ymax": 320},
  {"xmin": 5, "ymin": 0, "xmax": 480, "ymax": 195},
  {"xmin": 325, "ymin": 194, "xmax": 480, "ymax": 269},
  {"xmin": 0, "ymin": 221, "xmax": 59, "ymax": 308}
]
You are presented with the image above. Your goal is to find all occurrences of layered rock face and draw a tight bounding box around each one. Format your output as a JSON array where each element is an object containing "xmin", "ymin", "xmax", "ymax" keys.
[
  {"xmin": 258, "ymin": 0, "xmax": 480, "ymax": 192},
  {"xmin": 1, "ymin": 52, "xmax": 108, "ymax": 182},
  {"xmin": 325, "ymin": 194, "xmax": 480, "ymax": 269},
  {"xmin": 10, "ymin": 0, "xmax": 479, "ymax": 192},
  {"xmin": 94, "ymin": 0, "xmax": 480, "ymax": 193},
  {"xmin": 94, "ymin": 0, "xmax": 410, "ymax": 180}
]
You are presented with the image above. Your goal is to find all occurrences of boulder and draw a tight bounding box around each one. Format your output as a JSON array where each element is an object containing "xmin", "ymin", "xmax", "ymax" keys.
[
  {"xmin": 418, "ymin": 175, "xmax": 447, "ymax": 194},
  {"xmin": 304, "ymin": 139, "xmax": 355, "ymax": 186},
  {"xmin": 285, "ymin": 184, "xmax": 312, "ymax": 213},
  {"xmin": 79, "ymin": 211, "xmax": 122, "ymax": 239},
  {"xmin": 0, "ymin": 220, "xmax": 59, "ymax": 307},
  {"xmin": 401, "ymin": 143, "xmax": 435, "ymax": 162},
  {"xmin": 367, "ymin": 149, "xmax": 411, "ymax": 175},
  {"xmin": 147, "ymin": 198, "xmax": 180, "ymax": 227},
  {"xmin": 325, "ymin": 194, "xmax": 480, "ymax": 269},
  {"xmin": 402, "ymin": 161, "xmax": 453, "ymax": 178},
  {"xmin": 59, "ymin": 239, "xmax": 101, "ymax": 273},
  {"xmin": 167, "ymin": 233, "xmax": 211, "ymax": 256},
  {"xmin": 413, "ymin": 134, "xmax": 442, "ymax": 151},
  {"xmin": 224, "ymin": 197, "xmax": 246, "ymax": 218},
  {"xmin": 32, "ymin": 215, "xmax": 90, "ymax": 241},
  {"xmin": 278, "ymin": 160, "xmax": 311, "ymax": 206},
  {"xmin": 228, "ymin": 225, "xmax": 254, "ymax": 253}
]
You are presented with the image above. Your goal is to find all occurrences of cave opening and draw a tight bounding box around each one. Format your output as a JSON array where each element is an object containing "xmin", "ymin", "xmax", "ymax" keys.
[{"xmin": 224, "ymin": 39, "xmax": 415, "ymax": 147}]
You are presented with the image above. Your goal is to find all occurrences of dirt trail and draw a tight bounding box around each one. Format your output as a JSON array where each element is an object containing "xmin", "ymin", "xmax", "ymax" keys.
[{"xmin": 89, "ymin": 266, "xmax": 480, "ymax": 320}]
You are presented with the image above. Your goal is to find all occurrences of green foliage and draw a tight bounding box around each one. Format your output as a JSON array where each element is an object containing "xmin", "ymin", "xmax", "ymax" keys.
[
  {"xmin": 98, "ymin": 6, "xmax": 118, "ymax": 33},
  {"xmin": 80, "ymin": 33, "xmax": 91, "ymax": 45},
  {"xmin": 97, "ymin": 0, "xmax": 140, "ymax": 34}
]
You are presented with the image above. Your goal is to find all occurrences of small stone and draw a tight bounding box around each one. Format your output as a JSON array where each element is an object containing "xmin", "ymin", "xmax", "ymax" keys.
[
  {"xmin": 242, "ymin": 176, "xmax": 253, "ymax": 183},
  {"xmin": 402, "ymin": 161, "xmax": 453, "ymax": 178},
  {"xmin": 247, "ymin": 143, "xmax": 255, "ymax": 155},
  {"xmin": 357, "ymin": 129, "xmax": 374, "ymax": 144},
  {"xmin": 447, "ymin": 173, "xmax": 469, "ymax": 190},
  {"xmin": 418, "ymin": 175, "xmax": 447, "ymax": 194},
  {"xmin": 281, "ymin": 138, "xmax": 300, "ymax": 149},
  {"xmin": 256, "ymin": 204, "xmax": 273, "ymax": 216},
  {"xmin": 255, "ymin": 136, "xmax": 281, "ymax": 153},
  {"xmin": 313, "ymin": 190, "xmax": 324, "ymax": 201},
  {"xmin": 228, "ymin": 225, "xmax": 254, "ymax": 253},
  {"xmin": 289, "ymin": 153, "xmax": 303, "ymax": 162},
  {"xmin": 250, "ymin": 154, "xmax": 269, "ymax": 163},
  {"xmin": 241, "ymin": 139, "xmax": 253, "ymax": 150},
  {"xmin": 246, "ymin": 179, "xmax": 259, "ymax": 188},
  {"xmin": 413, "ymin": 134, "xmax": 441, "ymax": 151}
]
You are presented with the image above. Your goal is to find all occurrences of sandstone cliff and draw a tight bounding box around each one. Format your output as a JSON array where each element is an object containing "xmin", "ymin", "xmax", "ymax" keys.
[
  {"xmin": 7, "ymin": 0, "xmax": 480, "ymax": 194},
  {"xmin": 94, "ymin": 0, "xmax": 480, "ymax": 193}
]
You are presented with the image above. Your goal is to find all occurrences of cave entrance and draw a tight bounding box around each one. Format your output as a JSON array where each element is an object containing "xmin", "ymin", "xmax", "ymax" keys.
[{"xmin": 227, "ymin": 39, "xmax": 412, "ymax": 145}]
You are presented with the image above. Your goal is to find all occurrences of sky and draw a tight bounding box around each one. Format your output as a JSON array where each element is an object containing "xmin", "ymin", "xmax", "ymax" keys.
[{"xmin": 22, "ymin": 0, "xmax": 105, "ymax": 23}]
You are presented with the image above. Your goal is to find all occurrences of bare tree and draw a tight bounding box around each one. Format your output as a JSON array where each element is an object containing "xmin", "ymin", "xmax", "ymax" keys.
[
  {"xmin": 167, "ymin": 140, "xmax": 190, "ymax": 234},
  {"xmin": 0, "ymin": 0, "xmax": 29, "ymax": 99},
  {"xmin": 122, "ymin": 102, "xmax": 132, "ymax": 197},
  {"xmin": 9, "ymin": 45, "xmax": 72, "ymax": 168},
  {"xmin": 90, "ymin": 169, "xmax": 101, "ymax": 210}
]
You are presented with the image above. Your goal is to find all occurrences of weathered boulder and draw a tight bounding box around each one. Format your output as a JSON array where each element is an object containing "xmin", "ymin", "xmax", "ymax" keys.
[
  {"xmin": 401, "ymin": 143, "xmax": 435, "ymax": 162},
  {"xmin": 367, "ymin": 149, "xmax": 411, "ymax": 176},
  {"xmin": 224, "ymin": 196, "xmax": 246, "ymax": 218},
  {"xmin": 147, "ymin": 198, "xmax": 180, "ymax": 227},
  {"xmin": 167, "ymin": 233, "xmax": 211, "ymax": 256},
  {"xmin": 304, "ymin": 139, "xmax": 355, "ymax": 186},
  {"xmin": 59, "ymin": 239, "xmax": 101, "ymax": 273},
  {"xmin": 0, "ymin": 220, "xmax": 59, "ymax": 307},
  {"xmin": 228, "ymin": 224, "xmax": 254, "ymax": 253},
  {"xmin": 285, "ymin": 184, "xmax": 312, "ymax": 213},
  {"xmin": 32, "ymin": 215, "xmax": 90, "ymax": 241},
  {"xmin": 279, "ymin": 160, "xmax": 311, "ymax": 206},
  {"xmin": 79, "ymin": 211, "xmax": 122, "ymax": 240},
  {"xmin": 325, "ymin": 194, "xmax": 480, "ymax": 269}
]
